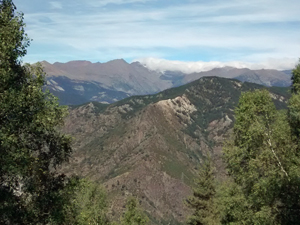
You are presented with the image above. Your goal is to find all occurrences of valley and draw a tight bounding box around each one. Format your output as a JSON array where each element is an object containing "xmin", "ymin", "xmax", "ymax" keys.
[{"xmin": 61, "ymin": 76, "xmax": 289, "ymax": 224}]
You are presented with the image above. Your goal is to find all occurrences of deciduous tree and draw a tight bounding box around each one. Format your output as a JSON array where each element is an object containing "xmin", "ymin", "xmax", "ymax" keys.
[
  {"xmin": 120, "ymin": 197, "xmax": 149, "ymax": 225},
  {"xmin": 0, "ymin": 0, "xmax": 73, "ymax": 223},
  {"xmin": 63, "ymin": 179, "xmax": 109, "ymax": 225},
  {"xmin": 223, "ymin": 88, "xmax": 300, "ymax": 224}
]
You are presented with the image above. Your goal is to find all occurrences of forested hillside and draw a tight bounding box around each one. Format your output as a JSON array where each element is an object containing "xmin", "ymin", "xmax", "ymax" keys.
[{"xmin": 62, "ymin": 76, "xmax": 290, "ymax": 224}]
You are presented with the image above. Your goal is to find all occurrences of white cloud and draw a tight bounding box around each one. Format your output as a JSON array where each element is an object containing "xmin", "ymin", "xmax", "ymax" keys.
[
  {"xmin": 24, "ymin": 9, "xmax": 298, "ymax": 49},
  {"xmin": 135, "ymin": 57, "xmax": 298, "ymax": 73}
]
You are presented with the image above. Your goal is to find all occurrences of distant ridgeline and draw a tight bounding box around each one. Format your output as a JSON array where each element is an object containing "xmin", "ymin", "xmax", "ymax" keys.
[{"xmin": 42, "ymin": 60, "xmax": 292, "ymax": 105}]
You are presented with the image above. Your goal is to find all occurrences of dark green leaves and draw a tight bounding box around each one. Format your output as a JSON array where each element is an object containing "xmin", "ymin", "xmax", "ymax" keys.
[
  {"xmin": 222, "ymin": 88, "xmax": 300, "ymax": 224},
  {"xmin": 0, "ymin": 1, "xmax": 73, "ymax": 223}
]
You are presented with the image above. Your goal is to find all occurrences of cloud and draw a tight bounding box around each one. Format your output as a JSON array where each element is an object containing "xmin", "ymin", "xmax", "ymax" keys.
[
  {"xmin": 15, "ymin": 0, "xmax": 300, "ymax": 64},
  {"xmin": 87, "ymin": 0, "xmax": 152, "ymax": 7},
  {"xmin": 135, "ymin": 57, "xmax": 298, "ymax": 73},
  {"xmin": 49, "ymin": 1, "xmax": 63, "ymax": 9}
]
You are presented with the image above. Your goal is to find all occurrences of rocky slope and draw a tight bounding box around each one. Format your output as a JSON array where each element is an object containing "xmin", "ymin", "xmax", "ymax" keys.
[
  {"xmin": 46, "ymin": 76, "xmax": 130, "ymax": 105},
  {"xmin": 62, "ymin": 77, "xmax": 289, "ymax": 224},
  {"xmin": 42, "ymin": 60, "xmax": 292, "ymax": 105},
  {"xmin": 43, "ymin": 59, "xmax": 172, "ymax": 95}
]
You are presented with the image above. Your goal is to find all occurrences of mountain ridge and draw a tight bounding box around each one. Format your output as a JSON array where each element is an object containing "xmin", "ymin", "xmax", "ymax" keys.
[
  {"xmin": 62, "ymin": 76, "xmax": 289, "ymax": 224},
  {"xmin": 42, "ymin": 59, "xmax": 292, "ymax": 105}
]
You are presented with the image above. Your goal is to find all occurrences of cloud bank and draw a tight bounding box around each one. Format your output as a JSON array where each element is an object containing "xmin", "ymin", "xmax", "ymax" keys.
[{"xmin": 135, "ymin": 57, "xmax": 298, "ymax": 73}]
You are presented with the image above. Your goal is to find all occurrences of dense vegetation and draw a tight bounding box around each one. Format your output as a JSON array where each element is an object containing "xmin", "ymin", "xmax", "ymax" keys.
[
  {"xmin": 0, "ymin": 0, "xmax": 73, "ymax": 223},
  {"xmin": 187, "ymin": 61, "xmax": 300, "ymax": 224}
]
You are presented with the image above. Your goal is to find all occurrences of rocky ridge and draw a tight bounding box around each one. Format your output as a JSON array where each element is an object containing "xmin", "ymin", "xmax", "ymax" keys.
[{"xmin": 62, "ymin": 76, "xmax": 289, "ymax": 224}]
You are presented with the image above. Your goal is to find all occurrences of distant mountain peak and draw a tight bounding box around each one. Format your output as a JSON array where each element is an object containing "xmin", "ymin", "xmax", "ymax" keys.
[
  {"xmin": 40, "ymin": 60, "xmax": 51, "ymax": 65},
  {"xmin": 106, "ymin": 58, "xmax": 128, "ymax": 65},
  {"xmin": 58, "ymin": 60, "xmax": 92, "ymax": 67}
]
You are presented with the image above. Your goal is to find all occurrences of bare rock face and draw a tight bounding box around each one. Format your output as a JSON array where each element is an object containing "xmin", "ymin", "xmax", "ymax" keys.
[
  {"xmin": 62, "ymin": 77, "xmax": 289, "ymax": 224},
  {"xmin": 157, "ymin": 95, "xmax": 197, "ymax": 125}
]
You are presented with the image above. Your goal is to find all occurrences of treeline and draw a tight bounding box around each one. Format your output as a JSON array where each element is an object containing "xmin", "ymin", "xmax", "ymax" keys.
[{"xmin": 186, "ymin": 62, "xmax": 300, "ymax": 224}]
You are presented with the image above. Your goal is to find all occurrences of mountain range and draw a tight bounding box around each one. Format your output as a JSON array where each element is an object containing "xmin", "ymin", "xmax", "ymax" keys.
[
  {"xmin": 62, "ymin": 76, "xmax": 289, "ymax": 224},
  {"xmin": 42, "ymin": 59, "xmax": 292, "ymax": 105}
]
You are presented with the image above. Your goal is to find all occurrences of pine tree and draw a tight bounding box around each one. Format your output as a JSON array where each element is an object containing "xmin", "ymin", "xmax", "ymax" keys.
[
  {"xmin": 186, "ymin": 158, "xmax": 219, "ymax": 225},
  {"xmin": 0, "ymin": 1, "xmax": 73, "ymax": 223}
]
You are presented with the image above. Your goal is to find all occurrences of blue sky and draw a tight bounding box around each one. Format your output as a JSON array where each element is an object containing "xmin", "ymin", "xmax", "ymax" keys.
[{"xmin": 13, "ymin": 0, "xmax": 300, "ymax": 72}]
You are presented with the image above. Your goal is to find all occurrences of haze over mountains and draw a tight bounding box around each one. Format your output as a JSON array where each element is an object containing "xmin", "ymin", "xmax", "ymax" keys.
[{"xmin": 42, "ymin": 59, "xmax": 292, "ymax": 105}]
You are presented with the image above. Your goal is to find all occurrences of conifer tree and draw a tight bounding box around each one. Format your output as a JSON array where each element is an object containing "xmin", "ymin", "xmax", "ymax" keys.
[
  {"xmin": 0, "ymin": 0, "xmax": 73, "ymax": 223},
  {"xmin": 186, "ymin": 158, "xmax": 219, "ymax": 225}
]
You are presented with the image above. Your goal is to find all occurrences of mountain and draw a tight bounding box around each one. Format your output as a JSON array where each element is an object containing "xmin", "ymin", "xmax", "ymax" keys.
[
  {"xmin": 46, "ymin": 76, "xmax": 130, "ymax": 105},
  {"xmin": 42, "ymin": 59, "xmax": 173, "ymax": 95},
  {"xmin": 183, "ymin": 67, "xmax": 291, "ymax": 87},
  {"xmin": 62, "ymin": 76, "xmax": 289, "ymax": 224},
  {"xmin": 42, "ymin": 60, "xmax": 292, "ymax": 105}
]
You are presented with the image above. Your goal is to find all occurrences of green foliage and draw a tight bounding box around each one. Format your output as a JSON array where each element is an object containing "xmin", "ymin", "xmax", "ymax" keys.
[
  {"xmin": 186, "ymin": 158, "xmax": 220, "ymax": 225},
  {"xmin": 0, "ymin": 1, "xmax": 73, "ymax": 223},
  {"xmin": 63, "ymin": 178, "xmax": 109, "ymax": 225},
  {"xmin": 119, "ymin": 197, "xmax": 149, "ymax": 225},
  {"xmin": 291, "ymin": 59, "xmax": 300, "ymax": 94},
  {"xmin": 222, "ymin": 89, "xmax": 300, "ymax": 224},
  {"xmin": 288, "ymin": 60, "xmax": 300, "ymax": 140},
  {"xmin": 217, "ymin": 180, "xmax": 250, "ymax": 224},
  {"xmin": 288, "ymin": 94, "xmax": 300, "ymax": 140}
]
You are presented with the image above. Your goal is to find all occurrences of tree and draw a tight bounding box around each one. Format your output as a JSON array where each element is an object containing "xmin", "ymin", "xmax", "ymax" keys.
[
  {"xmin": 291, "ymin": 59, "xmax": 300, "ymax": 94},
  {"xmin": 186, "ymin": 157, "xmax": 219, "ymax": 225},
  {"xmin": 0, "ymin": 0, "xmax": 73, "ymax": 223},
  {"xmin": 217, "ymin": 179, "xmax": 250, "ymax": 225},
  {"xmin": 63, "ymin": 179, "xmax": 109, "ymax": 225},
  {"xmin": 223, "ymin": 89, "xmax": 300, "ymax": 224},
  {"xmin": 119, "ymin": 197, "xmax": 149, "ymax": 225},
  {"xmin": 288, "ymin": 60, "xmax": 300, "ymax": 140}
]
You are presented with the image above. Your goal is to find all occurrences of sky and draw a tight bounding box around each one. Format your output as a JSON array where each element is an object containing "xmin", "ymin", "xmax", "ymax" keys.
[{"xmin": 13, "ymin": 0, "xmax": 300, "ymax": 72}]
